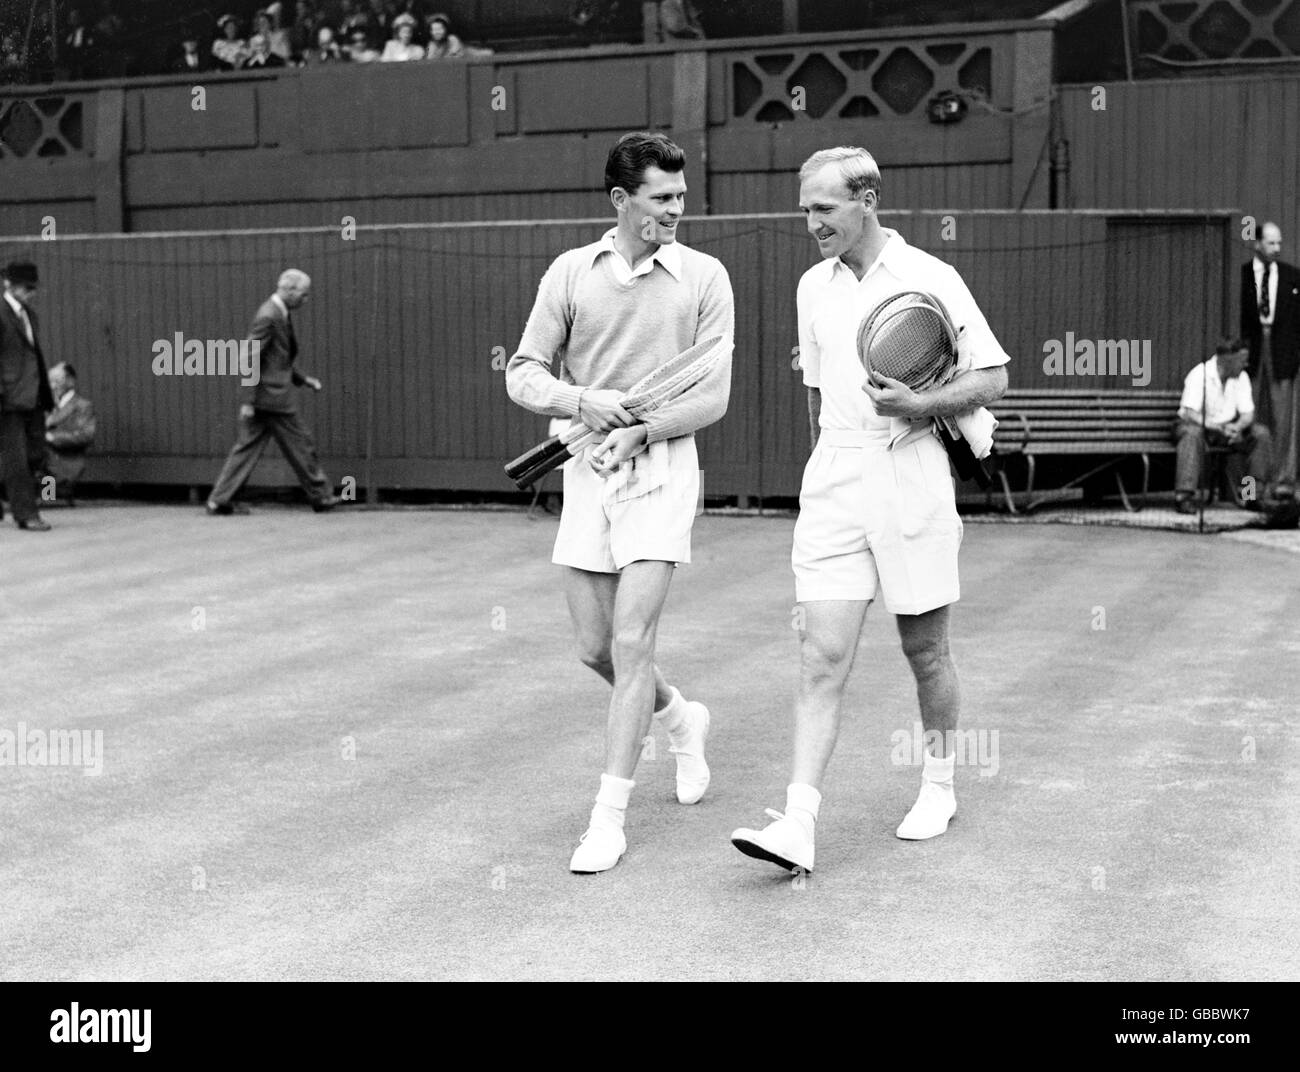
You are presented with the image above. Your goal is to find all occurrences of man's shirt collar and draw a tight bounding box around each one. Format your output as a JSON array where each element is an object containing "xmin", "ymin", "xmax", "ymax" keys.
[
  {"xmin": 270, "ymin": 293, "xmax": 289, "ymax": 317},
  {"xmin": 594, "ymin": 228, "xmax": 683, "ymax": 280},
  {"xmin": 823, "ymin": 228, "xmax": 908, "ymax": 283}
]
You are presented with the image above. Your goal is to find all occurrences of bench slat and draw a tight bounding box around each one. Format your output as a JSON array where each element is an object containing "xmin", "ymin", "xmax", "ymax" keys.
[{"xmin": 1021, "ymin": 443, "xmax": 1174, "ymax": 454}]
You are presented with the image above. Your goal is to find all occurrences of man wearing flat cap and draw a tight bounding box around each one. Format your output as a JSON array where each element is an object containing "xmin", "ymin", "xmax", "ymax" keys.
[{"xmin": 0, "ymin": 261, "xmax": 54, "ymax": 530}]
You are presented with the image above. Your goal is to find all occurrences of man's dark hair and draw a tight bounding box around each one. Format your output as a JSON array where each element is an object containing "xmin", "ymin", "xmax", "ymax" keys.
[
  {"xmin": 604, "ymin": 131, "xmax": 686, "ymax": 195},
  {"xmin": 1215, "ymin": 336, "xmax": 1247, "ymax": 355},
  {"xmin": 59, "ymin": 363, "xmax": 77, "ymax": 381}
]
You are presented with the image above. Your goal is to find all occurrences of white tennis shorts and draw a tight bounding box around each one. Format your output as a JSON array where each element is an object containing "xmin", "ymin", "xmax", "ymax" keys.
[
  {"xmin": 553, "ymin": 433, "xmax": 699, "ymax": 573},
  {"xmin": 792, "ymin": 428, "xmax": 962, "ymax": 614}
]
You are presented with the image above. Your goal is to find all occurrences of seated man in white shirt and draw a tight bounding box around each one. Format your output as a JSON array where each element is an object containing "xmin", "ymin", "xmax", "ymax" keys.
[{"xmin": 1175, "ymin": 337, "xmax": 1273, "ymax": 513}]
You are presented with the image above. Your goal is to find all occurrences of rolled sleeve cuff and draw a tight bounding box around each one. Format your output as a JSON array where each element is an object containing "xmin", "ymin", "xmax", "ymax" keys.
[
  {"xmin": 962, "ymin": 346, "xmax": 1011, "ymax": 371},
  {"xmin": 641, "ymin": 412, "xmax": 672, "ymax": 444},
  {"xmin": 550, "ymin": 381, "xmax": 584, "ymax": 416}
]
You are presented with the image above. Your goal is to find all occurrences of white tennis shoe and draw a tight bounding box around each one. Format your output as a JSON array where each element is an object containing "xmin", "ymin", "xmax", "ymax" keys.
[
  {"xmin": 569, "ymin": 825, "xmax": 626, "ymax": 874},
  {"xmin": 730, "ymin": 808, "xmax": 814, "ymax": 872},
  {"xmin": 668, "ymin": 701, "xmax": 710, "ymax": 804},
  {"xmin": 895, "ymin": 780, "xmax": 956, "ymax": 840}
]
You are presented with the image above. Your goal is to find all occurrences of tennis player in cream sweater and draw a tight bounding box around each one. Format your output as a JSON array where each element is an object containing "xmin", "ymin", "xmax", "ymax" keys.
[{"xmin": 506, "ymin": 131, "xmax": 735, "ymax": 873}]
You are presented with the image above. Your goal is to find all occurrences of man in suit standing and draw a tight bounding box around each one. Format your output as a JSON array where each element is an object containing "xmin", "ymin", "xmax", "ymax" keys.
[
  {"xmin": 0, "ymin": 260, "xmax": 54, "ymax": 531},
  {"xmin": 1241, "ymin": 222, "xmax": 1300, "ymax": 498},
  {"xmin": 44, "ymin": 362, "xmax": 96, "ymax": 505},
  {"xmin": 206, "ymin": 269, "xmax": 340, "ymax": 515}
]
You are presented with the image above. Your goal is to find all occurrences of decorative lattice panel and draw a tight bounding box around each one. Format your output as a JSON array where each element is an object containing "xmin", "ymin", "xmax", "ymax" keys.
[
  {"xmin": 731, "ymin": 40, "xmax": 994, "ymax": 121},
  {"xmin": 1133, "ymin": 0, "xmax": 1300, "ymax": 60},
  {"xmin": 0, "ymin": 96, "xmax": 85, "ymax": 159}
]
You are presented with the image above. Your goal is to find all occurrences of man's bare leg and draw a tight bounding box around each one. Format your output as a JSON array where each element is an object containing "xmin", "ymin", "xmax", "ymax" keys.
[
  {"xmin": 895, "ymin": 603, "xmax": 960, "ymax": 839},
  {"xmin": 732, "ymin": 598, "xmax": 868, "ymax": 872},
  {"xmin": 564, "ymin": 566, "xmax": 673, "ymax": 710},
  {"xmin": 790, "ymin": 599, "xmax": 871, "ymax": 789},
  {"xmin": 565, "ymin": 561, "xmax": 698, "ymax": 872},
  {"xmin": 897, "ymin": 604, "xmax": 959, "ymax": 742},
  {"xmin": 565, "ymin": 565, "xmax": 706, "ymax": 798},
  {"xmin": 604, "ymin": 560, "xmax": 676, "ymax": 779}
]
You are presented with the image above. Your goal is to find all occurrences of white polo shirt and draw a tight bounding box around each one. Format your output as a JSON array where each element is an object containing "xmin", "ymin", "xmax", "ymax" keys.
[
  {"xmin": 797, "ymin": 228, "xmax": 1010, "ymax": 432},
  {"xmin": 1180, "ymin": 356, "xmax": 1254, "ymax": 426}
]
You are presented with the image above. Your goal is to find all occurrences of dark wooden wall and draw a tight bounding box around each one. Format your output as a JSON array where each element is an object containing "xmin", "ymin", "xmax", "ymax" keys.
[
  {"xmin": 0, "ymin": 210, "xmax": 1233, "ymax": 501},
  {"xmin": 0, "ymin": 20, "xmax": 1054, "ymax": 236},
  {"xmin": 1057, "ymin": 74, "xmax": 1300, "ymax": 250}
]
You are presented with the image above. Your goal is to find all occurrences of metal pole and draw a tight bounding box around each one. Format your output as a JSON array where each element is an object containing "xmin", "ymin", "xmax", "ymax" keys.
[
  {"xmin": 1199, "ymin": 214, "xmax": 1210, "ymax": 534},
  {"xmin": 1120, "ymin": 0, "xmax": 1135, "ymax": 81},
  {"xmin": 365, "ymin": 241, "xmax": 380, "ymax": 504}
]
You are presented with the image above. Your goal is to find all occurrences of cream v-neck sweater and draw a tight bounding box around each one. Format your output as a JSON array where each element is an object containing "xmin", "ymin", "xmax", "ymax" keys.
[{"xmin": 506, "ymin": 237, "xmax": 734, "ymax": 444}]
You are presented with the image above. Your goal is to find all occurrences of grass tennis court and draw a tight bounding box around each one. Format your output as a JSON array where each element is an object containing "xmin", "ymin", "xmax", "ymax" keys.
[{"xmin": 2, "ymin": 505, "xmax": 1297, "ymax": 981}]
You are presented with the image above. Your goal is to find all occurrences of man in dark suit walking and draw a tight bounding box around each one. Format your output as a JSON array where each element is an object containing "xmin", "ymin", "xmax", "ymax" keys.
[
  {"xmin": 206, "ymin": 269, "xmax": 340, "ymax": 515},
  {"xmin": 1241, "ymin": 222, "xmax": 1300, "ymax": 498},
  {"xmin": 0, "ymin": 260, "xmax": 54, "ymax": 531},
  {"xmin": 44, "ymin": 362, "xmax": 96, "ymax": 505}
]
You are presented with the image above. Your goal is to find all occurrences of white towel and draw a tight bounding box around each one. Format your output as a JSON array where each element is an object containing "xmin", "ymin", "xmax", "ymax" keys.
[
  {"xmin": 610, "ymin": 438, "xmax": 670, "ymax": 503},
  {"xmin": 886, "ymin": 406, "xmax": 997, "ymax": 458},
  {"xmin": 951, "ymin": 406, "xmax": 998, "ymax": 459}
]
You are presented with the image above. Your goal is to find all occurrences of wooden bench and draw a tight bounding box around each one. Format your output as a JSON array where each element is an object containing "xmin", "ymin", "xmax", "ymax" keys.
[{"xmin": 988, "ymin": 389, "xmax": 1182, "ymax": 512}]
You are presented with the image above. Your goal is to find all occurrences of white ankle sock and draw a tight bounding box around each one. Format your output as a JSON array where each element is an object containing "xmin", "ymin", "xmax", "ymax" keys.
[
  {"xmin": 654, "ymin": 686, "xmax": 688, "ymax": 735},
  {"xmin": 591, "ymin": 773, "xmax": 635, "ymax": 831},
  {"xmin": 922, "ymin": 750, "xmax": 955, "ymax": 787},
  {"xmin": 785, "ymin": 782, "xmax": 821, "ymax": 837}
]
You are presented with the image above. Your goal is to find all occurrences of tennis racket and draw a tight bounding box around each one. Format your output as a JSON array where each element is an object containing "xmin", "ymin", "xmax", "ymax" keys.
[
  {"xmin": 857, "ymin": 291, "xmax": 990, "ymax": 488},
  {"xmin": 505, "ymin": 334, "xmax": 727, "ymax": 490}
]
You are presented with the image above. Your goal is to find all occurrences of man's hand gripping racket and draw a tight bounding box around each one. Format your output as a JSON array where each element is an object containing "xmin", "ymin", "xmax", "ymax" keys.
[
  {"xmin": 857, "ymin": 291, "xmax": 991, "ymax": 488},
  {"xmin": 504, "ymin": 334, "xmax": 727, "ymax": 490}
]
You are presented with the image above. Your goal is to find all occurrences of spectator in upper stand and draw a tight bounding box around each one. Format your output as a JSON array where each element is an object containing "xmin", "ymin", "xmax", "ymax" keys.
[
  {"xmin": 90, "ymin": 0, "xmax": 125, "ymax": 77},
  {"xmin": 381, "ymin": 16, "xmax": 424, "ymax": 61},
  {"xmin": 425, "ymin": 13, "xmax": 464, "ymax": 59},
  {"xmin": 394, "ymin": 0, "xmax": 422, "ymax": 35},
  {"xmin": 0, "ymin": 36, "xmax": 23, "ymax": 84},
  {"xmin": 63, "ymin": 8, "xmax": 96, "ymax": 80},
  {"xmin": 288, "ymin": 1, "xmax": 318, "ymax": 61},
  {"xmin": 212, "ymin": 15, "xmax": 252, "ymax": 70},
  {"xmin": 344, "ymin": 27, "xmax": 379, "ymax": 62},
  {"xmin": 256, "ymin": 6, "xmax": 294, "ymax": 62},
  {"xmin": 339, "ymin": 0, "xmax": 372, "ymax": 42},
  {"xmin": 172, "ymin": 32, "xmax": 211, "ymax": 74},
  {"xmin": 368, "ymin": 0, "xmax": 398, "ymax": 29},
  {"xmin": 657, "ymin": 0, "xmax": 704, "ymax": 41},
  {"xmin": 303, "ymin": 25, "xmax": 345, "ymax": 64},
  {"xmin": 245, "ymin": 33, "xmax": 287, "ymax": 68}
]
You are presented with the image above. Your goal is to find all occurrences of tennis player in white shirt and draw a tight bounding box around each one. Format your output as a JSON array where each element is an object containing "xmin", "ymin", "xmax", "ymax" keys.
[{"xmin": 732, "ymin": 146, "xmax": 1009, "ymax": 873}]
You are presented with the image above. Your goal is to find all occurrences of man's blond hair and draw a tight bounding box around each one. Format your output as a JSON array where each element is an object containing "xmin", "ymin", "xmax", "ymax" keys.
[{"xmin": 798, "ymin": 146, "xmax": 881, "ymax": 202}]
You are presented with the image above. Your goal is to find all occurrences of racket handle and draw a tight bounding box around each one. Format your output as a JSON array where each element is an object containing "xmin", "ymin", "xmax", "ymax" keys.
[
  {"xmin": 937, "ymin": 419, "xmax": 991, "ymax": 489},
  {"xmin": 509, "ymin": 428, "xmax": 596, "ymax": 489},
  {"xmin": 504, "ymin": 423, "xmax": 589, "ymax": 482}
]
